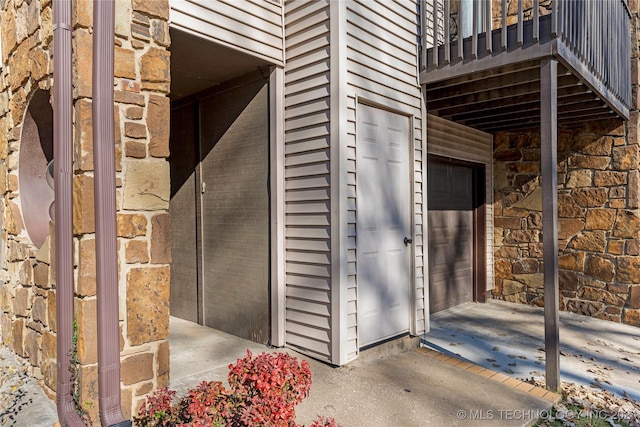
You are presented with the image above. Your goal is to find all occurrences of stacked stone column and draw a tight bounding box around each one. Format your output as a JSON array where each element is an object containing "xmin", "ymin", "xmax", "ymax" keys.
[
  {"xmin": 72, "ymin": 0, "xmax": 171, "ymax": 421},
  {"xmin": 0, "ymin": 0, "xmax": 172, "ymax": 423}
]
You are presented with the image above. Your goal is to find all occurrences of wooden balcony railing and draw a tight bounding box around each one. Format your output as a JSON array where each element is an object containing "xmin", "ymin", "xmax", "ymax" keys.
[{"xmin": 421, "ymin": 0, "xmax": 632, "ymax": 114}]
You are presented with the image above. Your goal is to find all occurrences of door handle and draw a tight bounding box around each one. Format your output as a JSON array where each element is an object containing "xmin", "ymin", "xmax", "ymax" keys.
[{"xmin": 404, "ymin": 237, "xmax": 412, "ymax": 246}]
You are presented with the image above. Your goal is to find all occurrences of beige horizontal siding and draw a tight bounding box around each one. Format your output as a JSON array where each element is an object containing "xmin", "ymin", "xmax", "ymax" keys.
[
  {"xmin": 170, "ymin": 0, "xmax": 284, "ymax": 65},
  {"xmin": 346, "ymin": 0, "xmax": 421, "ymax": 109},
  {"xmin": 283, "ymin": 0, "xmax": 333, "ymax": 362}
]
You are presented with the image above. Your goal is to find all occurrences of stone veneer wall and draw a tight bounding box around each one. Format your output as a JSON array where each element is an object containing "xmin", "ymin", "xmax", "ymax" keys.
[
  {"xmin": 492, "ymin": 119, "xmax": 640, "ymax": 327},
  {"xmin": 0, "ymin": 0, "xmax": 59, "ymax": 405},
  {"xmin": 0, "ymin": 0, "xmax": 171, "ymax": 423},
  {"xmin": 491, "ymin": 5, "xmax": 640, "ymax": 328}
]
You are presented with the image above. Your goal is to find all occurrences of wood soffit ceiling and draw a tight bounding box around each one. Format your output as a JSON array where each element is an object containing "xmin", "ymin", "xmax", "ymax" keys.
[
  {"xmin": 169, "ymin": 28, "xmax": 269, "ymax": 102},
  {"xmin": 425, "ymin": 61, "xmax": 620, "ymax": 134}
]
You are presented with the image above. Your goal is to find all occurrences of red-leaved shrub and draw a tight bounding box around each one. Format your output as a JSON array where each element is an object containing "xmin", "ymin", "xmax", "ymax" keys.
[{"xmin": 134, "ymin": 350, "xmax": 339, "ymax": 427}]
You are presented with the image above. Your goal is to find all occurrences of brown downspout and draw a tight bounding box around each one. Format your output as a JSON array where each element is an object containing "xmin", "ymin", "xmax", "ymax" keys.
[
  {"xmin": 53, "ymin": 1, "xmax": 86, "ymax": 426},
  {"xmin": 92, "ymin": 0, "xmax": 131, "ymax": 426}
]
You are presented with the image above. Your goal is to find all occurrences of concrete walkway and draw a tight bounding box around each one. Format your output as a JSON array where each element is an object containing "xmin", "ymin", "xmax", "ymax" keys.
[
  {"xmin": 0, "ymin": 346, "xmax": 57, "ymax": 427},
  {"xmin": 422, "ymin": 299, "xmax": 640, "ymax": 401},
  {"xmin": 170, "ymin": 317, "xmax": 553, "ymax": 426},
  {"xmin": 2, "ymin": 308, "xmax": 573, "ymax": 426}
]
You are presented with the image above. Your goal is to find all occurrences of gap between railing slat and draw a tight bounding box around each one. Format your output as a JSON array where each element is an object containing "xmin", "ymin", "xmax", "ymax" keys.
[
  {"xmin": 585, "ymin": 0, "xmax": 598, "ymax": 77},
  {"xmin": 599, "ymin": 0, "xmax": 604, "ymax": 80},
  {"xmin": 444, "ymin": 0, "xmax": 450, "ymax": 64},
  {"xmin": 501, "ymin": 0, "xmax": 507, "ymax": 50},
  {"xmin": 457, "ymin": 0, "xmax": 464, "ymax": 60},
  {"xmin": 471, "ymin": 0, "xmax": 478, "ymax": 58},
  {"xmin": 517, "ymin": 0, "xmax": 523, "ymax": 46},
  {"xmin": 551, "ymin": 0, "xmax": 558, "ymax": 36},
  {"xmin": 533, "ymin": 0, "xmax": 539, "ymax": 42},
  {"xmin": 484, "ymin": 0, "xmax": 491, "ymax": 53},
  {"xmin": 432, "ymin": 0, "xmax": 439, "ymax": 67},
  {"xmin": 421, "ymin": 0, "xmax": 426, "ymax": 70}
]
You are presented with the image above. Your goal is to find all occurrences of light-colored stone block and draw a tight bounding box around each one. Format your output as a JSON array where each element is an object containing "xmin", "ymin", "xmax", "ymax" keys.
[
  {"xmin": 140, "ymin": 47, "xmax": 169, "ymax": 83},
  {"xmin": 566, "ymin": 170, "xmax": 592, "ymax": 188},
  {"xmin": 123, "ymin": 159, "xmax": 169, "ymax": 210},
  {"xmin": 115, "ymin": 0, "xmax": 132, "ymax": 38},
  {"xmin": 72, "ymin": 174, "xmax": 95, "ymax": 235},
  {"xmin": 133, "ymin": 0, "xmax": 169, "ymax": 20},
  {"xmin": 512, "ymin": 187, "xmax": 542, "ymax": 211}
]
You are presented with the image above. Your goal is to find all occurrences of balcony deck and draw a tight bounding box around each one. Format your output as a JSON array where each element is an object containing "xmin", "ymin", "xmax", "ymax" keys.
[{"xmin": 420, "ymin": 0, "xmax": 632, "ymax": 133}]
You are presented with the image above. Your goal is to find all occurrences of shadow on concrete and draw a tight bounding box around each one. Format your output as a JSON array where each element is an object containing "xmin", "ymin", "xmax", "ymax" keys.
[{"xmin": 422, "ymin": 300, "xmax": 640, "ymax": 401}]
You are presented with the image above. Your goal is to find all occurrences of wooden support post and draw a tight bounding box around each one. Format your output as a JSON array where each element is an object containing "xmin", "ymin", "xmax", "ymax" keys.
[{"xmin": 540, "ymin": 57, "xmax": 560, "ymax": 392}]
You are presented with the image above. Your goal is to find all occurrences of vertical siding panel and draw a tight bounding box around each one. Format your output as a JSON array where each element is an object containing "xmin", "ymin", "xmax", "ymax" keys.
[
  {"xmin": 170, "ymin": 0, "xmax": 284, "ymax": 65},
  {"xmin": 347, "ymin": 1, "xmax": 426, "ymax": 344},
  {"xmin": 283, "ymin": 0, "xmax": 333, "ymax": 362}
]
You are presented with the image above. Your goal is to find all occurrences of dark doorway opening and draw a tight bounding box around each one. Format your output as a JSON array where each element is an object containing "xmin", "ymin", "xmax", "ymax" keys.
[
  {"xmin": 427, "ymin": 155, "xmax": 486, "ymax": 313},
  {"xmin": 169, "ymin": 28, "xmax": 272, "ymax": 344}
]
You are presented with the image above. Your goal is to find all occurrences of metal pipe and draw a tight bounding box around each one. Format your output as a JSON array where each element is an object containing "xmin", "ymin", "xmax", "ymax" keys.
[
  {"xmin": 92, "ymin": 0, "xmax": 131, "ymax": 425},
  {"xmin": 53, "ymin": 0, "xmax": 85, "ymax": 425}
]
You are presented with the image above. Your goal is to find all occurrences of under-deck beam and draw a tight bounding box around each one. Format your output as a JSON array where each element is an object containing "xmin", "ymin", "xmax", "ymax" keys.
[
  {"xmin": 540, "ymin": 57, "xmax": 560, "ymax": 392},
  {"xmin": 428, "ymin": 74, "xmax": 578, "ymax": 111},
  {"xmin": 430, "ymin": 84, "xmax": 590, "ymax": 119}
]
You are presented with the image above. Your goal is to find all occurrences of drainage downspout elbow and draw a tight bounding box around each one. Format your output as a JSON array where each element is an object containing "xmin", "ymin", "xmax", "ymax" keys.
[
  {"xmin": 92, "ymin": 1, "xmax": 131, "ymax": 426},
  {"xmin": 53, "ymin": 0, "xmax": 87, "ymax": 426}
]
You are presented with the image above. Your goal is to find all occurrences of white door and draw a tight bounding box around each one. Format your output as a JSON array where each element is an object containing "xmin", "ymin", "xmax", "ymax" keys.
[{"xmin": 357, "ymin": 104, "xmax": 411, "ymax": 347}]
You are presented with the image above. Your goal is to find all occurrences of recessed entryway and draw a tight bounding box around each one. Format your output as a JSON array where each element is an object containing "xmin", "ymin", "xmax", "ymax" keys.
[
  {"xmin": 169, "ymin": 28, "xmax": 272, "ymax": 344},
  {"xmin": 427, "ymin": 156, "xmax": 486, "ymax": 313},
  {"xmin": 425, "ymin": 114, "xmax": 492, "ymax": 316}
]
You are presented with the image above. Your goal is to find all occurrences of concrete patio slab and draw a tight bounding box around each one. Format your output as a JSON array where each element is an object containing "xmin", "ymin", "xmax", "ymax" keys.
[
  {"xmin": 169, "ymin": 316, "xmax": 552, "ymax": 426},
  {"xmin": 422, "ymin": 300, "xmax": 640, "ymax": 401},
  {"xmin": 2, "ymin": 310, "xmax": 577, "ymax": 426},
  {"xmin": 0, "ymin": 346, "xmax": 57, "ymax": 427}
]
